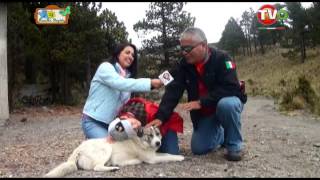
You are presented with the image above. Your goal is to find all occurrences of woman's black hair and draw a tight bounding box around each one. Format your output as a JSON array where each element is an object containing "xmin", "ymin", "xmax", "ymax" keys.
[{"xmin": 110, "ymin": 43, "xmax": 138, "ymax": 78}]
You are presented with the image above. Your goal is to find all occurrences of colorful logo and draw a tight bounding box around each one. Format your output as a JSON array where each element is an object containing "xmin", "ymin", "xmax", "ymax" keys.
[
  {"xmin": 34, "ymin": 5, "xmax": 71, "ymax": 25},
  {"xmin": 257, "ymin": 4, "xmax": 288, "ymax": 30}
]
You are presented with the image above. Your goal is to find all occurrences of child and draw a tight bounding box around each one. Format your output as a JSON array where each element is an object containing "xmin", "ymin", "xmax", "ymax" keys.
[{"xmin": 106, "ymin": 101, "xmax": 146, "ymax": 142}]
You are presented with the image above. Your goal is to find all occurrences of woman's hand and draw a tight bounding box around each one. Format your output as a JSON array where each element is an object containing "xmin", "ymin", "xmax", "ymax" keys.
[{"xmin": 151, "ymin": 79, "xmax": 164, "ymax": 89}]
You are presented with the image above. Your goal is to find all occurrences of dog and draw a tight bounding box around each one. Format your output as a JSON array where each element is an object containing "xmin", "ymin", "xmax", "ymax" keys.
[{"xmin": 44, "ymin": 126, "xmax": 184, "ymax": 177}]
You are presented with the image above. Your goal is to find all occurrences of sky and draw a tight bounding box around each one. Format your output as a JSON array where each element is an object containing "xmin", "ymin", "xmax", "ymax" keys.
[{"xmin": 100, "ymin": 2, "xmax": 313, "ymax": 49}]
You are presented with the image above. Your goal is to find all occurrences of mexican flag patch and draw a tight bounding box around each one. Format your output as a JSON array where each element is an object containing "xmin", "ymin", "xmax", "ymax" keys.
[{"xmin": 225, "ymin": 61, "xmax": 236, "ymax": 70}]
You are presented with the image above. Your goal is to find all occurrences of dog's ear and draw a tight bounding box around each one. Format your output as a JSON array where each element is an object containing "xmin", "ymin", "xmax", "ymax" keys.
[
  {"xmin": 137, "ymin": 127, "xmax": 144, "ymax": 137},
  {"xmin": 154, "ymin": 126, "xmax": 161, "ymax": 135}
]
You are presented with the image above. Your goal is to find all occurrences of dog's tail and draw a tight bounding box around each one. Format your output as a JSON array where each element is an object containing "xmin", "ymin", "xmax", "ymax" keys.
[
  {"xmin": 44, "ymin": 147, "xmax": 80, "ymax": 177},
  {"xmin": 44, "ymin": 161, "xmax": 77, "ymax": 177}
]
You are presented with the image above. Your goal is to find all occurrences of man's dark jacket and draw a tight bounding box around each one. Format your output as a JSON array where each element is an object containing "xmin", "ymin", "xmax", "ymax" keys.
[{"xmin": 155, "ymin": 47, "xmax": 247, "ymax": 128}]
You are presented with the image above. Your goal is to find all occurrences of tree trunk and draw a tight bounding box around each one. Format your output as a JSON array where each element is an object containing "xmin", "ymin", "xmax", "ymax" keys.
[
  {"xmin": 49, "ymin": 54, "xmax": 57, "ymax": 104},
  {"xmin": 301, "ymin": 32, "xmax": 306, "ymax": 63},
  {"xmin": 245, "ymin": 34, "xmax": 249, "ymax": 56},
  {"xmin": 0, "ymin": 2, "xmax": 9, "ymax": 126},
  {"xmin": 25, "ymin": 58, "xmax": 36, "ymax": 84},
  {"xmin": 247, "ymin": 30, "xmax": 252, "ymax": 56},
  {"xmin": 232, "ymin": 49, "xmax": 236, "ymax": 61},
  {"xmin": 86, "ymin": 47, "xmax": 91, "ymax": 93},
  {"xmin": 242, "ymin": 46, "xmax": 246, "ymax": 56},
  {"xmin": 62, "ymin": 63, "xmax": 66, "ymax": 104},
  {"xmin": 259, "ymin": 38, "xmax": 265, "ymax": 55},
  {"xmin": 253, "ymin": 33, "xmax": 257, "ymax": 54},
  {"xmin": 8, "ymin": 40, "xmax": 15, "ymax": 113}
]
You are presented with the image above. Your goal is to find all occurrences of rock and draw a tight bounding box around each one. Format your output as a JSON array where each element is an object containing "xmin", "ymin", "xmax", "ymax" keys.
[
  {"xmin": 312, "ymin": 158, "xmax": 320, "ymax": 162},
  {"xmin": 20, "ymin": 118, "xmax": 27, "ymax": 122},
  {"xmin": 313, "ymin": 143, "xmax": 320, "ymax": 148}
]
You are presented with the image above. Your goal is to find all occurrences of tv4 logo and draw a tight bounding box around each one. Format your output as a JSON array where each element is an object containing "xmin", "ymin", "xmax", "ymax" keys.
[{"xmin": 257, "ymin": 4, "xmax": 288, "ymax": 26}]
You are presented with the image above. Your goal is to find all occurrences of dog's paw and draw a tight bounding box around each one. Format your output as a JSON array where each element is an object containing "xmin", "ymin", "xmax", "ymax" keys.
[
  {"xmin": 110, "ymin": 167, "xmax": 120, "ymax": 172},
  {"xmin": 175, "ymin": 155, "xmax": 185, "ymax": 161}
]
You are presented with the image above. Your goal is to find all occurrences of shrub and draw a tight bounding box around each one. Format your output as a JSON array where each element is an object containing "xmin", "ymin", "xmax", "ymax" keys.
[{"xmin": 279, "ymin": 75, "xmax": 319, "ymax": 114}]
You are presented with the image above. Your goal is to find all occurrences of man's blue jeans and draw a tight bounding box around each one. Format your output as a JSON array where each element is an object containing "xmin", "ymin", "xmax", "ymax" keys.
[
  {"xmin": 81, "ymin": 115, "xmax": 179, "ymax": 155},
  {"xmin": 191, "ymin": 96, "xmax": 244, "ymax": 155}
]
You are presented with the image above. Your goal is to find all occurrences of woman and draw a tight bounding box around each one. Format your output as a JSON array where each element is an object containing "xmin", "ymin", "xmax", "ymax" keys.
[{"xmin": 81, "ymin": 43, "xmax": 163, "ymax": 139}]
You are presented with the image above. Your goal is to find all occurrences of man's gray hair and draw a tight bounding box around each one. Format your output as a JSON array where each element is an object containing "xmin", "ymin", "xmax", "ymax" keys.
[{"xmin": 179, "ymin": 27, "xmax": 207, "ymax": 44}]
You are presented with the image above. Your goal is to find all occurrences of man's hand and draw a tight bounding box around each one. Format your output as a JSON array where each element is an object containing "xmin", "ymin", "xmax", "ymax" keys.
[
  {"xmin": 146, "ymin": 119, "xmax": 162, "ymax": 128},
  {"xmin": 181, "ymin": 100, "xmax": 201, "ymax": 111}
]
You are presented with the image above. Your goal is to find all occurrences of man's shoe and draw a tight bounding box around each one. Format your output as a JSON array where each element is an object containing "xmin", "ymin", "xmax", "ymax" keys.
[{"xmin": 225, "ymin": 150, "xmax": 242, "ymax": 161}]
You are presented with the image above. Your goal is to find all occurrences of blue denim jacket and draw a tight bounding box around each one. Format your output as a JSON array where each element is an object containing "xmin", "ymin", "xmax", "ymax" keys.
[{"xmin": 83, "ymin": 62, "xmax": 151, "ymax": 124}]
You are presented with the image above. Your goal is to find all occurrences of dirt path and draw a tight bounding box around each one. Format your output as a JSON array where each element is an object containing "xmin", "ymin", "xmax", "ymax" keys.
[{"xmin": 0, "ymin": 96, "xmax": 320, "ymax": 177}]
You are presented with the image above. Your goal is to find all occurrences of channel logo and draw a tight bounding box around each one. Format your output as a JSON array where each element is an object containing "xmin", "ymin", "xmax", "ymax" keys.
[{"xmin": 34, "ymin": 5, "xmax": 71, "ymax": 25}]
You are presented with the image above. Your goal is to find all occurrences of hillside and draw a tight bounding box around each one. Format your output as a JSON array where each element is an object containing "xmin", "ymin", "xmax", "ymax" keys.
[{"xmin": 236, "ymin": 47, "xmax": 320, "ymax": 116}]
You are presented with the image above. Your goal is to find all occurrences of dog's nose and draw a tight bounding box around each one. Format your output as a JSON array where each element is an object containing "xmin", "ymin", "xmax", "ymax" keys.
[{"xmin": 155, "ymin": 141, "xmax": 161, "ymax": 147}]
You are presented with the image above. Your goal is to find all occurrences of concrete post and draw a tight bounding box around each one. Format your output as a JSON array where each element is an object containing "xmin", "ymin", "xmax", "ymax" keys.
[{"xmin": 0, "ymin": 2, "xmax": 9, "ymax": 126}]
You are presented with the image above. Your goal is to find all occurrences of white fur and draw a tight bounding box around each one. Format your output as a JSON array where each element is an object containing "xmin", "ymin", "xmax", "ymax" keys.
[{"xmin": 44, "ymin": 126, "xmax": 184, "ymax": 177}]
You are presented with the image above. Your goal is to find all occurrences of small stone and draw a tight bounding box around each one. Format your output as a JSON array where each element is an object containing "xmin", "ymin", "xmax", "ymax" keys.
[
  {"xmin": 312, "ymin": 157, "xmax": 320, "ymax": 162},
  {"xmin": 313, "ymin": 143, "xmax": 320, "ymax": 148},
  {"xmin": 20, "ymin": 117, "xmax": 27, "ymax": 122}
]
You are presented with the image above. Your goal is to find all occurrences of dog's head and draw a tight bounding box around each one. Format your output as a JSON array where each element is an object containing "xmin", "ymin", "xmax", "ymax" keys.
[{"xmin": 139, "ymin": 126, "xmax": 162, "ymax": 150}]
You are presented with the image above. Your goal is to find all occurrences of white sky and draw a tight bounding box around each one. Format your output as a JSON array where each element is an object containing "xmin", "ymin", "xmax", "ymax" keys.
[{"xmin": 100, "ymin": 2, "xmax": 313, "ymax": 49}]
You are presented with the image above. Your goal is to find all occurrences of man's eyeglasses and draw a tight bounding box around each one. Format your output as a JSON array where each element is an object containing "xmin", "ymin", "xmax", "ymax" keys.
[{"xmin": 180, "ymin": 42, "xmax": 203, "ymax": 54}]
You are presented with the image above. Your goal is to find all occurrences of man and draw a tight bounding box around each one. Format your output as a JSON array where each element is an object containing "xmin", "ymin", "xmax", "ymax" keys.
[{"xmin": 146, "ymin": 27, "xmax": 247, "ymax": 161}]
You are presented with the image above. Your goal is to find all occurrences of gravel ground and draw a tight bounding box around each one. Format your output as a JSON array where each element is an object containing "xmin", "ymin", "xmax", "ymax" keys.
[{"xmin": 1, "ymin": 96, "xmax": 320, "ymax": 178}]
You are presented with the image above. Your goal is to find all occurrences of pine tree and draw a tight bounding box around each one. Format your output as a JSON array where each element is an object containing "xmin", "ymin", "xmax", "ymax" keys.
[
  {"xmin": 7, "ymin": 2, "xmax": 130, "ymax": 107},
  {"xmin": 134, "ymin": 2, "xmax": 195, "ymax": 69},
  {"xmin": 286, "ymin": 2, "xmax": 308, "ymax": 63},
  {"xmin": 306, "ymin": 2, "xmax": 320, "ymax": 46},
  {"xmin": 218, "ymin": 17, "xmax": 246, "ymax": 60}
]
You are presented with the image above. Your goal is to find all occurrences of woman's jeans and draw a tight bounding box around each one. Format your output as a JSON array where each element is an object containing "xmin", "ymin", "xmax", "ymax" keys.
[
  {"xmin": 81, "ymin": 115, "xmax": 180, "ymax": 155},
  {"xmin": 191, "ymin": 96, "xmax": 244, "ymax": 155}
]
